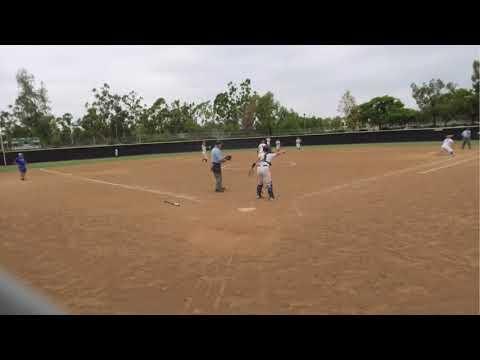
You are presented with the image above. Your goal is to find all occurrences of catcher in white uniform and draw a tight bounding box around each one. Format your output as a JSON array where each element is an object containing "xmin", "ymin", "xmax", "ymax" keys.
[
  {"xmin": 250, "ymin": 145, "xmax": 286, "ymax": 200},
  {"xmin": 441, "ymin": 135, "xmax": 455, "ymax": 155}
]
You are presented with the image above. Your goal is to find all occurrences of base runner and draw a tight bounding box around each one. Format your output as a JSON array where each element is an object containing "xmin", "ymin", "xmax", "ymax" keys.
[
  {"xmin": 441, "ymin": 135, "xmax": 455, "ymax": 156},
  {"xmin": 275, "ymin": 139, "xmax": 281, "ymax": 151}
]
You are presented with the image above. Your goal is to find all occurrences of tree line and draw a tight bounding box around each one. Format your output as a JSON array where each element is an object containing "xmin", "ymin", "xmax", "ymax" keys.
[{"xmin": 0, "ymin": 60, "xmax": 478, "ymax": 148}]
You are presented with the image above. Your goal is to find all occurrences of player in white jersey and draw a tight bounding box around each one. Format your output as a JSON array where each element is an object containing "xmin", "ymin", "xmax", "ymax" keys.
[
  {"xmin": 266, "ymin": 137, "xmax": 271, "ymax": 147},
  {"xmin": 441, "ymin": 135, "xmax": 455, "ymax": 156},
  {"xmin": 201, "ymin": 140, "xmax": 208, "ymax": 162},
  {"xmin": 296, "ymin": 137, "xmax": 302, "ymax": 150},
  {"xmin": 258, "ymin": 139, "xmax": 266, "ymax": 154},
  {"xmin": 275, "ymin": 139, "xmax": 281, "ymax": 151},
  {"xmin": 250, "ymin": 145, "xmax": 286, "ymax": 200}
]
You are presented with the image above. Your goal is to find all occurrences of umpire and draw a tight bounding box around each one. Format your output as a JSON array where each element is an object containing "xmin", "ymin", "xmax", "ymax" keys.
[
  {"xmin": 461, "ymin": 128, "xmax": 472, "ymax": 149},
  {"xmin": 210, "ymin": 140, "xmax": 231, "ymax": 192}
]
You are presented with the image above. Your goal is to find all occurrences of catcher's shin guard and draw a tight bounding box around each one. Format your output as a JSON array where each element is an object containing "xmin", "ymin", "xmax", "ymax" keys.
[
  {"xmin": 256, "ymin": 184, "xmax": 263, "ymax": 198},
  {"xmin": 267, "ymin": 183, "xmax": 274, "ymax": 199}
]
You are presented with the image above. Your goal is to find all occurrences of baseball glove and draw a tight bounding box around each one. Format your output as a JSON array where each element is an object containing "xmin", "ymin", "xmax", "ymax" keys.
[{"xmin": 225, "ymin": 155, "xmax": 232, "ymax": 161}]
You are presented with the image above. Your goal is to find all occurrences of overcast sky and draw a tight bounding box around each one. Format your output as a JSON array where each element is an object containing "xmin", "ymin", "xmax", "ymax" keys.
[{"xmin": 0, "ymin": 45, "xmax": 478, "ymax": 120}]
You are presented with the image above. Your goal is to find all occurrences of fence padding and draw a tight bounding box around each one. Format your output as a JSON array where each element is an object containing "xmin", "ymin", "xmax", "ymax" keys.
[{"xmin": 4, "ymin": 126, "xmax": 479, "ymax": 164}]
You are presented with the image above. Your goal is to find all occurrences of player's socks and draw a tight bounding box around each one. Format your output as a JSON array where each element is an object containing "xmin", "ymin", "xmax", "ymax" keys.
[
  {"xmin": 267, "ymin": 184, "xmax": 274, "ymax": 199},
  {"xmin": 257, "ymin": 184, "xmax": 263, "ymax": 198}
]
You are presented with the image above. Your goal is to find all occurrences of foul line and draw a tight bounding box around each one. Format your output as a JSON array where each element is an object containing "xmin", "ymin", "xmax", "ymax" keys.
[
  {"xmin": 293, "ymin": 155, "xmax": 478, "ymax": 217},
  {"xmin": 39, "ymin": 168, "xmax": 200, "ymax": 203},
  {"xmin": 418, "ymin": 157, "xmax": 478, "ymax": 174}
]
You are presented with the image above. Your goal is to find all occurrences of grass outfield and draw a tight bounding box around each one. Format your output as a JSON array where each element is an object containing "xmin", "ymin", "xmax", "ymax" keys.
[{"xmin": 0, "ymin": 140, "xmax": 478, "ymax": 173}]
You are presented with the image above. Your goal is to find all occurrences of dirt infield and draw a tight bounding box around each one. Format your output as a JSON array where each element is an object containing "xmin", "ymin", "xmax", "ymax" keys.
[{"xmin": 0, "ymin": 143, "xmax": 478, "ymax": 314}]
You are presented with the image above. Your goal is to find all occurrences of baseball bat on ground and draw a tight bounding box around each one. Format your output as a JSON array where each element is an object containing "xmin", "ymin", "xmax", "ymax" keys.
[{"xmin": 164, "ymin": 200, "xmax": 180, "ymax": 206}]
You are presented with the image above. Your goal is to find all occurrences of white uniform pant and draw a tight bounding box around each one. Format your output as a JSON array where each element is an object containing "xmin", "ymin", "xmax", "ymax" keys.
[
  {"xmin": 257, "ymin": 165, "xmax": 272, "ymax": 186},
  {"xmin": 441, "ymin": 145, "xmax": 453, "ymax": 154}
]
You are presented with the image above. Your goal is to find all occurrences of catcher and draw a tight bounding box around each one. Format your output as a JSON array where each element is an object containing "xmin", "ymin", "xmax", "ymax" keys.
[
  {"xmin": 211, "ymin": 140, "xmax": 232, "ymax": 192},
  {"xmin": 249, "ymin": 145, "xmax": 286, "ymax": 200}
]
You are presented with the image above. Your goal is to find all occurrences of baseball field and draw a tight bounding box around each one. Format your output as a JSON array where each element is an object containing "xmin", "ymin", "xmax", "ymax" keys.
[{"xmin": 0, "ymin": 142, "xmax": 478, "ymax": 314}]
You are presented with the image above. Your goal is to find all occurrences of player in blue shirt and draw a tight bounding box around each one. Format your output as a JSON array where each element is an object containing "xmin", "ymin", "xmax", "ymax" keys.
[
  {"xmin": 210, "ymin": 141, "xmax": 232, "ymax": 192},
  {"xmin": 15, "ymin": 153, "xmax": 27, "ymax": 181}
]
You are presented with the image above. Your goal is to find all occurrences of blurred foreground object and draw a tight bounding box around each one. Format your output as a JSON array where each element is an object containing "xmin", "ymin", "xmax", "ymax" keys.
[{"xmin": 0, "ymin": 270, "xmax": 64, "ymax": 315}]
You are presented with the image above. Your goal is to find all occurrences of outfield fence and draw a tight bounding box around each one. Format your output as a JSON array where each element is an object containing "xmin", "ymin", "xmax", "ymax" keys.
[
  {"xmin": 2, "ymin": 121, "xmax": 478, "ymax": 152},
  {"xmin": 1, "ymin": 125, "xmax": 478, "ymax": 165}
]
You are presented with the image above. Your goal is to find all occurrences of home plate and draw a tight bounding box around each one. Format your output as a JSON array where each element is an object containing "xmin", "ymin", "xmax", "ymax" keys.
[{"xmin": 238, "ymin": 207, "xmax": 256, "ymax": 212}]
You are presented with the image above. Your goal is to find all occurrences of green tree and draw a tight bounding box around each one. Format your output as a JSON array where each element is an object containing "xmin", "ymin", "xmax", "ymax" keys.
[
  {"xmin": 276, "ymin": 107, "xmax": 301, "ymax": 132},
  {"xmin": 89, "ymin": 84, "xmax": 126, "ymax": 143},
  {"xmin": 146, "ymin": 98, "xmax": 169, "ymax": 134},
  {"xmin": 213, "ymin": 79, "xmax": 256, "ymax": 130},
  {"xmin": 324, "ymin": 116, "xmax": 344, "ymax": 131},
  {"xmin": 11, "ymin": 69, "xmax": 52, "ymax": 144},
  {"xmin": 337, "ymin": 90, "xmax": 359, "ymax": 130},
  {"xmin": 0, "ymin": 110, "xmax": 15, "ymax": 147},
  {"xmin": 438, "ymin": 88, "xmax": 475, "ymax": 126},
  {"xmin": 164, "ymin": 100, "xmax": 199, "ymax": 135},
  {"xmin": 471, "ymin": 60, "xmax": 479, "ymax": 125},
  {"xmin": 121, "ymin": 91, "xmax": 144, "ymax": 139},
  {"xmin": 410, "ymin": 79, "xmax": 456, "ymax": 127},
  {"xmin": 387, "ymin": 108, "xmax": 418, "ymax": 128},
  {"xmin": 255, "ymin": 92, "xmax": 279, "ymax": 135},
  {"xmin": 358, "ymin": 96, "xmax": 406, "ymax": 129},
  {"xmin": 472, "ymin": 59, "xmax": 479, "ymax": 96},
  {"xmin": 79, "ymin": 107, "xmax": 106, "ymax": 145},
  {"xmin": 56, "ymin": 113, "xmax": 74, "ymax": 145},
  {"xmin": 86, "ymin": 84, "xmax": 144, "ymax": 143},
  {"xmin": 241, "ymin": 96, "xmax": 258, "ymax": 130},
  {"xmin": 72, "ymin": 123, "xmax": 86, "ymax": 145}
]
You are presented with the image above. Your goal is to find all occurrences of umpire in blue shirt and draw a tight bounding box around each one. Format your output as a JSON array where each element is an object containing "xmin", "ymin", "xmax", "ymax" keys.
[{"xmin": 211, "ymin": 140, "xmax": 232, "ymax": 192}]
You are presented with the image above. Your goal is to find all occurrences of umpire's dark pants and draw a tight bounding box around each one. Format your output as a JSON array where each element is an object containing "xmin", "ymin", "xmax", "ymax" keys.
[
  {"xmin": 211, "ymin": 163, "xmax": 223, "ymax": 191},
  {"xmin": 462, "ymin": 138, "xmax": 471, "ymax": 149}
]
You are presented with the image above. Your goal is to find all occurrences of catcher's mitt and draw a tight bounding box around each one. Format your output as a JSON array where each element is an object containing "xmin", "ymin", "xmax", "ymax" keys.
[{"xmin": 225, "ymin": 155, "xmax": 232, "ymax": 161}]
